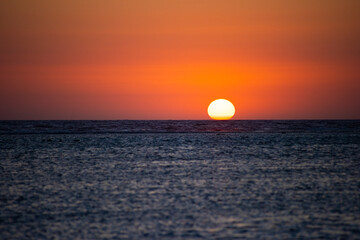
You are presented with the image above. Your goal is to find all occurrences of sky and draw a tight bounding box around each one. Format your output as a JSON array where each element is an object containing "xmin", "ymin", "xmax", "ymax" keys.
[{"xmin": 0, "ymin": 0, "xmax": 359, "ymax": 120}]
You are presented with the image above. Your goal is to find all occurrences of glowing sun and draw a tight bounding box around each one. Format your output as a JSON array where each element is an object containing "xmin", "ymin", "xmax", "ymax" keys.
[{"xmin": 208, "ymin": 99, "xmax": 235, "ymax": 120}]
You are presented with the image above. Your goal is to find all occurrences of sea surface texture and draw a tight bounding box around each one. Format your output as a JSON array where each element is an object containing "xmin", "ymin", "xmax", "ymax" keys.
[{"xmin": 1, "ymin": 120, "xmax": 360, "ymax": 239}]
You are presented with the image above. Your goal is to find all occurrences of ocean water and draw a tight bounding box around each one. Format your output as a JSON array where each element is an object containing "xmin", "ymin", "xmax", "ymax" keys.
[{"xmin": 0, "ymin": 120, "xmax": 359, "ymax": 239}]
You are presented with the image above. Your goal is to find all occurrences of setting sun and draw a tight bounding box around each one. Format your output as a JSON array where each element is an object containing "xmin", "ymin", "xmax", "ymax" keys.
[{"xmin": 208, "ymin": 99, "xmax": 235, "ymax": 120}]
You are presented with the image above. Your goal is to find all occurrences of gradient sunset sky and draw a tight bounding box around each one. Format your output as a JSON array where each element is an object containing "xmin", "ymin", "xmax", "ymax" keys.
[{"xmin": 1, "ymin": 0, "xmax": 359, "ymax": 120}]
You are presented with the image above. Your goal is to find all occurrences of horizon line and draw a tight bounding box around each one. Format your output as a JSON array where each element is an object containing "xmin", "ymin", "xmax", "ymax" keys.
[{"xmin": 1, "ymin": 119, "xmax": 359, "ymax": 121}]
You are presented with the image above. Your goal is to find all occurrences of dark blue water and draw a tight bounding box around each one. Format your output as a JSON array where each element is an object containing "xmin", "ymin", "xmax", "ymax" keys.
[
  {"xmin": 1, "ymin": 120, "xmax": 359, "ymax": 134},
  {"xmin": 1, "ymin": 121, "xmax": 360, "ymax": 239}
]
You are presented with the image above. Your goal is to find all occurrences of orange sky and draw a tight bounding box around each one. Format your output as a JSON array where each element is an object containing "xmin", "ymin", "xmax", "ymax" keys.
[{"xmin": 1, "ymin": 0, "xmax": 359, "ymax": 119}]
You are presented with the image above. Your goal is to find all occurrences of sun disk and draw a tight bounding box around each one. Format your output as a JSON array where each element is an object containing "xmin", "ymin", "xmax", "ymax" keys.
[{"xmin": 207, "ymin": 99, "xmax": 235, "ymax": 120}]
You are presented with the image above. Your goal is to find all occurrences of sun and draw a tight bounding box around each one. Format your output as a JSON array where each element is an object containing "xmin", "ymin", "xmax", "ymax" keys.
[{"xmin": 207, "ymin": 99, "xmax": 235, "ymax": 120}]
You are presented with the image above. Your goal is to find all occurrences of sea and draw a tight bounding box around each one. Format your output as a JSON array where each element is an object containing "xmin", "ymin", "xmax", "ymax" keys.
[{"xmin": 0, "ymin": 120, "xmax": 359, "ymax": 239}]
